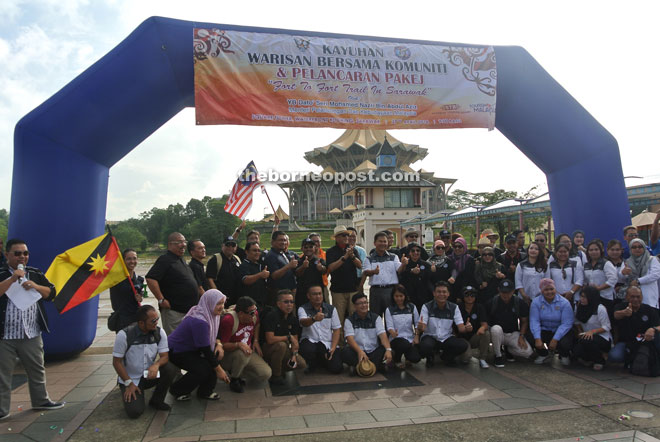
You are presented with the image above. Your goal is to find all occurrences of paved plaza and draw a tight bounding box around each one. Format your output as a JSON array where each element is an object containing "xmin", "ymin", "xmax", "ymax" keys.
[{"xmin": 4, "ymin": 292, "xmax": 660, "ymax": 441}]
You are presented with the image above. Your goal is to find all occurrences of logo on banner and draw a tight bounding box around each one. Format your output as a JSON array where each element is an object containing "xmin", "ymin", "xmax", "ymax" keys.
[
  {"xmin": 294, "ymin": 37, "xmax": 310, "ymax": 52},
  {"xmin": 394, "ymin": 46, "xmax": 411, "ymax": 60}
]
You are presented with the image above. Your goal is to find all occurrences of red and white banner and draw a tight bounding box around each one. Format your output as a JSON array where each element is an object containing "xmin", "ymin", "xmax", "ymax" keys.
[{"xmin": 194, "ymin": 29, "xmax": 496, "ymax": 130}]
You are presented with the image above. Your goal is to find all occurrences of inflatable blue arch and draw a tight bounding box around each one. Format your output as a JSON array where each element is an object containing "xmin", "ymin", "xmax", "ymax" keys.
[{"xmin": 9, "ymin": 17, "xmax": 630, "ymax": 357}]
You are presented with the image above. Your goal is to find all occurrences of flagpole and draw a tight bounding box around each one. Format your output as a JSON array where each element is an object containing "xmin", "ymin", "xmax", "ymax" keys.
[
  {"xmin": 262, "ymin": 184, "xmax": 277, "ymax": 215},
  {"xmin": 106, "ymin": 224, "xmax": 140, "ymax": 302}
]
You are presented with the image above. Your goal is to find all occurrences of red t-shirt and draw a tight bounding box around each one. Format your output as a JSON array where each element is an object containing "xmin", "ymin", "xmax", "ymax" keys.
[{"xmin": 219, "ymin": 312, "xmax": 259, "ymax": 347}]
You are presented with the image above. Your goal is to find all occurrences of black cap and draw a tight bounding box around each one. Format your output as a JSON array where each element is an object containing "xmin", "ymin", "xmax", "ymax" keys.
[
  {"xmin": 439, "ymin": 229, "xmax": 451, "ymax": 237},
  {"xmin": 301, "ymin": 238, "xmax": 315, "ymax": 247},
  {"xmin": 498, "ymin": 279, "xmax": 515, "ymax": 292},
  {"xmin": 505, "ymin": 234, "xmax": 517, "ymax": 243},
  {"xmin": 463, "ymin": 285, "xmax": 477, "ymax": 295},
  {"xmin": 223, "ymin": 236, "xmax": 237, "ymax": 246}
]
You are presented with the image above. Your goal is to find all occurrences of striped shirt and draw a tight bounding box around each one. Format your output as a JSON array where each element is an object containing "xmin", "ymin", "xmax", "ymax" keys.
[{"xmin": 4, "ymin": 269, "xmax": 40, "ymax": 339}]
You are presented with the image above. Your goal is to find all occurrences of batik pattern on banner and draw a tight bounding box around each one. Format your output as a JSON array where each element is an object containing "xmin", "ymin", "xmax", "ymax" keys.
[{"xmin": 194, "ymin": 29, "xmax": 496, "ymax": 130}]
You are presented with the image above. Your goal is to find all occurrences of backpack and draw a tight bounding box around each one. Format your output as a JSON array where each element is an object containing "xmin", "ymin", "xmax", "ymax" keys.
[
  {"xmin": 213, "ymin": 253, "xmax": 241, "ymax": 280},
  {"xmin": 120, "ymin": 323, "xmax": 162, "ymax": 364},
  {"xmin": 631, "ymin": 342, "xmax": 660, "ymax": 377}
]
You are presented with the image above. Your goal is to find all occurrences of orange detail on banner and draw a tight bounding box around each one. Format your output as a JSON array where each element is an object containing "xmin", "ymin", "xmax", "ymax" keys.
[{"xmin": 193, "ymin": 29, "xmax": 496, "ymax": 130}]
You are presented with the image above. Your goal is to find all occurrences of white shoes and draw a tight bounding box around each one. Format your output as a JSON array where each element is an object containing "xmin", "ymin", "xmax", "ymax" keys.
[
  {"xmin": 534, "ymin": 355, "xmax": 551, "ymax": 365},
  {"xmin": 560, "ymin": 356, "xmax": 571, "ymax": 366},
  {"xmin": 479, "ymin": 359, "xmax": 490, "ymax": 369}
]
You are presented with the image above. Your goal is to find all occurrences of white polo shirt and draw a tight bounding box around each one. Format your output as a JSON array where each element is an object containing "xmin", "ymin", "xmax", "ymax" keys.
[
  {"xmin": 344, "ymin": 312, "xmax": 386, "ymax": 353},
  {"xmin": 420, "ymin": 300, "xmax": 463, "ymax": 342},
  {"xmin": 298, "ymin": 302, "xmax": 341, "ymax": 349},
  {"xmin": 364, "ymin": 251, "xmax": 400, "ymax": 286}
]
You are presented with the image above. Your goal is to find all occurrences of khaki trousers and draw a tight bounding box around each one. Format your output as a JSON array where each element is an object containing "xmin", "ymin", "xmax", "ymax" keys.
[
  {"xmin": 0, "ymin": 336, "xmax": 50, "ymax": 415},
  {"xmin": 459, "ymin": 331, "xmax": 492, "ymax": 361},
  {"xmin": 331, "ymin": 291, "xmax": 356, "ymax": 342},
  {"xmin": 262, "ymin": 341, "xmax": 307, "ymax": 377},
  {"xmin": 160, "ymin": 308, "xmax": 186, "ymax": 335},
  {"xmin": 220, "ymin": 349, "xmax": 272, "ymax": 382}
]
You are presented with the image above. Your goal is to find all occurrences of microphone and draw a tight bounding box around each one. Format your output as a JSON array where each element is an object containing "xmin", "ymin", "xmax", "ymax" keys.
[{"xmin": 17, "ymin": 264, "xmax": 24, "ymax": 283}]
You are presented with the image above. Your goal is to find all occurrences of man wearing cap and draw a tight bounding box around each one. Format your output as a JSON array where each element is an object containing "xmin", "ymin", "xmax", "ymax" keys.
[
  {"xmin": 295, "ymin": 238, "xmax": 326, "ymax": 308},
  {"xmin": 501, "ymin": 234, "xmax": 527, "ymax": 281},
  {"xmin": 418, "ymin": 281, "xmax": 469, "ymax": 366},
  {"xmin": 488, "ymin": 279, "xmax": 533, "ymax": 367},
  {"xmin": 264, "ymin": 231, "xmax": 298, "ymax": 306},
  {"xmin": 362, "ymin": 231, "xmax": 405, "ymax": 316},
  {"xmin": 341, "ymin": 292, "xmax": 392, "ymax": 373},
  {"xmin": 398, "ymin": 228, "xmax": 429, "ymax": 260},
  {"xmin": 205, "ymin": 236, "xmax": 242, "ymax": 306},
  {"xmin": 482, "ymin": 229, "xmax": 503, "ymax": 258},
  {"xmin": 438, "ymin": 230, "xmax": 453, "ymax": 256},
  {"xmin": 238, "ymin": 241, "xmax": 270, "ymax": 309},
  {"xmin": 530, "ymin": 278, "xmax": 574, "ymax": 365},
  {"xmin": 326, "ymin": 226, "xmax": 362, "ymax": 334},
  {"xmin": 457, "ymin": 286, "xmax": 491, "ymax": 368},
  {"xmin": 298, "ymin": 285, "xmax": 343, "ymax": 374},
  {"xmin": 147, "ymin": 232, "xmax": 200, "ymax": 334}
]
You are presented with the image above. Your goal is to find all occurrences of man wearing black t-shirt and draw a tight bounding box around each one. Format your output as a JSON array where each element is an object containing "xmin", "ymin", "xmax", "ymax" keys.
[
  {"xmin": 295, "ymin": 238, "xmax": 326, "ymax": 307},
  {"xmin": 187, "ymin": 239, "xmax": 209, "ymax": 297},
  {"xmin": 611, "ymin": 286, "xmax": 660, "ymax": 365},
  {"xmin": 146, "ymin": 232, "xmax": 199, "ymax": 334},
  {"xmin": 488, "ymin": 279, "xmax": 533, "ymax": 367},
  {"xmin": 457, "ymin": 286, "xmax": 490, "ymax": 368},
  {"xmin": 326, "ymin": 226, "xmax": 362, "ymax": 337},
  {"xmin": 206, "ymin": 236, "xmax": 242, "ymax": 306},
  {"xmin": 238, "ymin": 242, "xmax": 269, "ymax": 308},
  {"xmin": 262, "ymin": 290, "xmax": 306, "ymax": 385}
]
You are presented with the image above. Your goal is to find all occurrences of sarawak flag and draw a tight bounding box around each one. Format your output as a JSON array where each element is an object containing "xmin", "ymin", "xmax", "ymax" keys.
[
  {"xmin": 46, "ymin": 233, "xmax": 129, "ymax": 313},
  {"xmin": 224, "ymin": 161, "xmax": 261, "ymax": 219}
]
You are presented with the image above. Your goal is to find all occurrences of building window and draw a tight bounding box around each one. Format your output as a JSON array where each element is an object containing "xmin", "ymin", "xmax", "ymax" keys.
[{"xmin": 384, "ymin": 189, "xmax": 414, "ymax": 208}]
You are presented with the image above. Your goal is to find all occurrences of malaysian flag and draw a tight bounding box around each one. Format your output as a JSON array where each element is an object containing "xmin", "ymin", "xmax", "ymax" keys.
[{"xmin": 224, "ymin": 161, "xmax": 261, "ymax": 219}]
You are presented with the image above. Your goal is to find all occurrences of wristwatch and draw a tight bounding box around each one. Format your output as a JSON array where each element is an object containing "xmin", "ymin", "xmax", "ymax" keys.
[
  {"xmin": 385, "ymin": 348, "xmax": 392, "ymax": 352},
  {"xmin": 158, "ymin": 298, "xmax": 164, "ymax": 304},
  {"xmin": 122, "ymin": 378, "xmax": 134, "ymax": 387}
]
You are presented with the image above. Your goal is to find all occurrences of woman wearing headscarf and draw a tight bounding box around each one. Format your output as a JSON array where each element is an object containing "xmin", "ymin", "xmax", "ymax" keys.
[
  {"xmin": 449, "ymin": 237, "xmax": 475, "ymax": 302},
  {"xmin": 620, "ymin": 239, "xmax": 660, "ymax": 309},
  {"xmin": 429, "ymin": 240, "xmax": 453, "ymax": 285},
  {"xmin": 168, "ymin": 290, "xmax": 230, "ymax": 401},
  {"xmin": 573, "ymin": 286, "xmax": 612, "ymax": 371},
  {"xmin": 515, "ymin": 242, "xmax": 547, "ymax": 304},
  {"xmin": 473, "ymin": 247, "xmax": 505, "ymax": 306},
  {"xmin": 583, "ymin": 239, "xmax": 618, "ymax": 317}
]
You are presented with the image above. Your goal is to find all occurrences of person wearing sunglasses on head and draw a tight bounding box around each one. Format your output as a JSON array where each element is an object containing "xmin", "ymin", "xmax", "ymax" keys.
[
  {"xmin": 546, "ymin": 243, "xmax": 583, "ymax": 305},
  {"xmin": 219, "ymin": 296, "xmax": 271, "ymax": 393},
  {"xmin": 113, "ymin": 305, "xmax": 177, "ymax": 417},
  {"xmin": 0, "ymin": 238, "xmax": 63, "ymax": 420},
  {"xmin": 261, "ymin": 290, "xmax": 307, "ymax": 385}
]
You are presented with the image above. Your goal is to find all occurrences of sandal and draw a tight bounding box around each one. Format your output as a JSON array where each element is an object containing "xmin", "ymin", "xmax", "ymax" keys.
[
  {"xmin": 175, "ymin": 394, "xmax": 191, "ymax": 401},
  {"xmin": 200, "ymin": 392, "xmax": 220, "ymax": 400}
]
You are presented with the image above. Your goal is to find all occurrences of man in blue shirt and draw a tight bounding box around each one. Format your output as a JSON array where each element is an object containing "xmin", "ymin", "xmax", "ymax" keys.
[
  {"xmin": 529, "ymin": 278, "xmax": 574, "ymax": 366},
  {"xmin": 650, "ymin": 211, "xmax": 660, "ymax": 256}
]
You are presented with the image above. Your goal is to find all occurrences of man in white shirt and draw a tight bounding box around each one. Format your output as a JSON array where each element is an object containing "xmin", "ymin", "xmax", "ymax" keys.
[
  {"xmin": 419, "ymin": 281, "xmax": 468, "ymax": 367},
  {"xmin": 112, "ymin": 305, "xmax": 176, "ymax": 418},
  {"xmin": 298, "ymin": 285, "xmax": 343, "ymax": 374},
  {"xmin": 361, "ymin": 231, "xmax": 406, "ymax": 316}
]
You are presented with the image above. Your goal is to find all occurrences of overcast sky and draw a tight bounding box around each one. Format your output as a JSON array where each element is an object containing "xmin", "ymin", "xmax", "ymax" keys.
[{"xmin": 2, "ymin": 0, "xmax": 659, "ymax": 221}]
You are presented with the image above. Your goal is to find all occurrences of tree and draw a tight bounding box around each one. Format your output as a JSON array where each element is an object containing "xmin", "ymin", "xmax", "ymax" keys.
[
  {"xmin": 0, "ymin": 209, "xmax": 8, "ymax": 242},
  {"xmin": 113, "ymin": 225, "xmax": 148, "ymax": 251}
]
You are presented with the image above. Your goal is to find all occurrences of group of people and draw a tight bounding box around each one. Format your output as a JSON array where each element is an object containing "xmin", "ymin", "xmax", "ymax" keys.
[{"xmin": 2, "ymin": 210, "xmax": 660, "ymax": 421}]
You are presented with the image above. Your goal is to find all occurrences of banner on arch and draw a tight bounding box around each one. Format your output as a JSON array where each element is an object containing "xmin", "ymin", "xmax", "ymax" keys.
[{"xmin": 193, "ymin": 29, "xmax": 496, "ymax": 130}]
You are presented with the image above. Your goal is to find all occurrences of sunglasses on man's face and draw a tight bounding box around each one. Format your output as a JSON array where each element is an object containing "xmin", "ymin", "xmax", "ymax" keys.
[
  {"xmin": 13, "ymin": 251, "xmax": 29, "ymax": 257},
  {"xmin": 246, "ymin": 308, "xmax": 258, "ymax": 316},
  {"xmin": 454, "ymin": 244, "xmax": 464, "ymax": 249},
  {"xmin": 150, "ymin": 317, "xmax": 160, "ymax": 325}
]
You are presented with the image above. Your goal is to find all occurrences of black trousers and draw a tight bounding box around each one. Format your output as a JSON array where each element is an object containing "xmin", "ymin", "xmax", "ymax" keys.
[
  {"xmin": 119, "ymin": 362, "xmax": 177, "ymax": 419},
  {"xmin": 534, "ymin": 329, "xmax": 574, "ymax": 357},
  {"xmin": 341, "ymin": 345, "xmax": 386, "ymax": 370},
  {"xmin": 419, "ymin": 335, "xmax": 468, "ymax": 362},
  {"xmin": 299, "ymin": 339, "xmax": 343, "ymax": 374},
  {"xmin": 390, "ymin": 337, "xmax": 421, "ymax": 363},
  {"xmin": 169, "ymin": 350, "xmax": 218, "ymax": 397},
  {"xmin": 573, "ymin": 334, "xmax": 611, "ymax": 364}
]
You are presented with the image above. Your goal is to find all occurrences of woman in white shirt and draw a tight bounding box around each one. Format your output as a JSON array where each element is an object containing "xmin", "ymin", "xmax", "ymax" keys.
[
  {"xmin": 515, "ymin": 242, "xmax": 547, "ymax": 304},
  {"xmin": 546, "ymin": 243, "xmax": 584, "ymax": 304},
  {"xmin": 573, "ymin": 286, "xmax": 612, "ymax": 371},
  {"xmin": 385, "ymin": 285, "xmax": 421, "ymax": 368},
  {"xmin": 583, "ymin": 239, "xmax": 618, "ymax": 317},
  {"xmin": 620, "ymin": 239, "xmax": 660, "ymax": 309}
]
